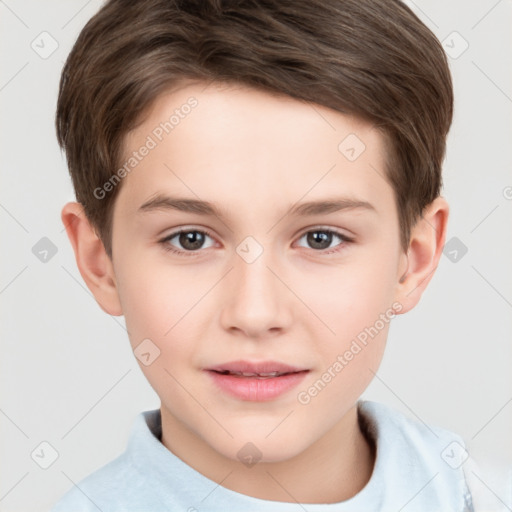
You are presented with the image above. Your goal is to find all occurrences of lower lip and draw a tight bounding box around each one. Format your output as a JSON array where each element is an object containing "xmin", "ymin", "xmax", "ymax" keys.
[{"xmin": 205, "ymin": 370, "xmax": 309, "ymax": 401}]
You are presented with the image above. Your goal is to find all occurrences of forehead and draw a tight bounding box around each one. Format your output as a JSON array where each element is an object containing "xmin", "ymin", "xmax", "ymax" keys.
[{"xmin": 116, "ymin": 81, "xmax": 393, "ymax": 223}]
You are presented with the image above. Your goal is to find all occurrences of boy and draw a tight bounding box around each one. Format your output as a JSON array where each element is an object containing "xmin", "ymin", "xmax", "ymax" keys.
[{"xmin": 51, "ymin": 0, "xmax": 482, "ymax": 509}]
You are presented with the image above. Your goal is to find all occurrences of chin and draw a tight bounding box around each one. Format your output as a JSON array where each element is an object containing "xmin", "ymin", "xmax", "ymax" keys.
[{"xmin": 207, "ymin": 427, "xmax": 313, "ymax": 465}]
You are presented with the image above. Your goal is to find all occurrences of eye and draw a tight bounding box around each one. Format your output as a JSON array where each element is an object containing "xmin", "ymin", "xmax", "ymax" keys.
[
  {"xmin": 295, "ymin": 228, "xmax": 353, "ymax": 254},
  {"xmin": 159, "ymin": 228, "xmax": 215, "ymax": 256},
  {"xmin": 159, "ymin": 227, "xmax": 354, "ymax": 257}
]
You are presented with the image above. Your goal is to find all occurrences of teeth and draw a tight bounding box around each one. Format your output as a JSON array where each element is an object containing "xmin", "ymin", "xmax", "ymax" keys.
[{"xmin": 222, "ymin": 371, "xmax": 285, "ymax": 378}]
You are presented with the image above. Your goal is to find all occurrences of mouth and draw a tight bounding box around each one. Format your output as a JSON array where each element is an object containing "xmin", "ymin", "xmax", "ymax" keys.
[
  {"xmin": 210, "ymin": 370, "xmax": 305, "ymax": 379},
  {"xmin": 204, "ymin": 360, "xmax": 310, "ymax": 401},
  {"xmin": 206, "ymin": 360, "xmax": 309, "ymax": 374}
]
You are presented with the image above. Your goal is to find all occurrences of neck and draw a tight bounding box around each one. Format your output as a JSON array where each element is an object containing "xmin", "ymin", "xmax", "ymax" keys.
[{"xmin": 160, "ymin": 403, "xmax": 375, "ymax": 504}]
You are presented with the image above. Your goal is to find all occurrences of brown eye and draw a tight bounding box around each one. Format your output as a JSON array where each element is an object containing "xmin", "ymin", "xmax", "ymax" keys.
[
  {"xmin": 160, "ymin": 229, "xmax": 215, "ymax": 255},
  {"xmin": 176, "ymin": 231, "xmax": 206, "ymax": 250},
  {"xmin": 296, "ymin": 229, "xmax": 353, "ymax": 253},
  {"xmin": 306, "ymin": 231, "xmax": 333, "ymax": 250}
]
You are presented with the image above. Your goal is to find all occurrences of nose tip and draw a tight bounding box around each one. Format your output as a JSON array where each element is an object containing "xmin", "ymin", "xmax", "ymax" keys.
[{"xmin": 219, "ymin": 245, "xmax": 292, "ymax": 338}]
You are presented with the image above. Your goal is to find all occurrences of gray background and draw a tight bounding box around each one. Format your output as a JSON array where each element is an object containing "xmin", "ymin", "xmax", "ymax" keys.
[{"xmin": 1, "ymin": 1, "xmax": 511, "ymax": 510}]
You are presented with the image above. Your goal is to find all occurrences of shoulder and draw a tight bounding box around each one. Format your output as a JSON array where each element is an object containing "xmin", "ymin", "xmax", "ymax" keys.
[
  {"xmin": 49, "ymin": 452, "xmax": 143, "ymax": 511},
  {"xmin": 358, "ymin": 400, "xmax": 474, "ymax": 511},
  {"xmin": 50, "ymin": 409, "xmax": 168, "ymax": 512},
  {"xmin": 359, "ymin": 399, "xmax": 466, "ymax": 454}
]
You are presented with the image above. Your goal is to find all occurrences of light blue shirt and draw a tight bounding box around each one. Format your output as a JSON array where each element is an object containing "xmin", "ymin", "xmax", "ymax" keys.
[{"xmin": 50, "ymin": 400, "xmax": 474, "ymax": 511}]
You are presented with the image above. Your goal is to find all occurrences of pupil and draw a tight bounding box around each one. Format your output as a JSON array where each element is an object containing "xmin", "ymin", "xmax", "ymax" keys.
[
  {"xmin": 308, "ymin": 231, "xmax": 331, "ymax": 249},
  {"xmin": 180, "ymin": 231, "xmax": 204, "ymax": 250}
]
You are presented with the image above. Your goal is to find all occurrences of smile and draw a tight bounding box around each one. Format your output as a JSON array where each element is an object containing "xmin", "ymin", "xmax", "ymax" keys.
[{"xmin": 204, "ymin": 360, "xmax": 310, "ymax": 401}]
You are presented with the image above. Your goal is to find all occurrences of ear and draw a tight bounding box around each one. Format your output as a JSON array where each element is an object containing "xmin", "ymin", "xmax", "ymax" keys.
[
  {"xmin": 61, "ymin": 202, "xmax": 123, "ymax": 316},
  {"xmin": 394, "ymin": 196, "xmax": 449, "ymax": 314}
]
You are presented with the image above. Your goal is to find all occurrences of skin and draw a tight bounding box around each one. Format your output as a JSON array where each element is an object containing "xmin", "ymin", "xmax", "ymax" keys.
[{"xmin": 62, "ymin": 80, "xmax": 449, "ymax": 504}]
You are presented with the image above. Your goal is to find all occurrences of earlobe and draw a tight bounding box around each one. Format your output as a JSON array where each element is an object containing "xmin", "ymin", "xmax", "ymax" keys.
[
  {"xmin": 61, "ymin": 202, "xmax": 123, "ymax": 316},
  {"xmin": 394, "ymin": 197, "xmax": 449, "ymax": 314}
]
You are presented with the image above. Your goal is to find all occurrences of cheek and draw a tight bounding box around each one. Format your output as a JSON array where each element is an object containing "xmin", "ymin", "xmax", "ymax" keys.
[
  {"xmin": 295, "ymin": 249, "xmax": 397, "ymax": 393},
  {"xmin": 114, "ymin": 262, "xmax": 205, "ymax": 398},
  {"xmin": 301, "ymin": 254, "xmax": 397, "ymax": 337},
  {"xmin": 116, "ymin": 263, "xmax": 208, "ymax": 403},
  {"xmin": 117, "ymin": 256, "xmax": 203, "ymax": 342},
  {"xmin": 296, "ymin": 267, "xmax": 393, "ymax": 410}
]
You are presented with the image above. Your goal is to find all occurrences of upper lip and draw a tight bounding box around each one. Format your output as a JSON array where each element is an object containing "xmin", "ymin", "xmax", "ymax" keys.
[{"xmin": 205, "ymin": 360, "xmax": 309, "ymax": 375}]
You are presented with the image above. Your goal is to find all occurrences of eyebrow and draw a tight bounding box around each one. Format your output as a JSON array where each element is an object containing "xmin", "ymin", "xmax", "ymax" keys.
[{"xmin": 138, "ymin": 193, "xmax": 376, "ymax": 219}]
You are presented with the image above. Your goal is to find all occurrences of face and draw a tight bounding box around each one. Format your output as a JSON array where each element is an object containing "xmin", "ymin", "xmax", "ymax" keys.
[{"xmin": 110, "ymin": 81, "xmax": 405, "ymax": 463}]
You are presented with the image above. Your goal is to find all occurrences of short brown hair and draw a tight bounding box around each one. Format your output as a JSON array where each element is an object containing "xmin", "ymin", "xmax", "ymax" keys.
[{"xmin": 56, "ymin": 0, "xmax": 453, "ymax": 258}]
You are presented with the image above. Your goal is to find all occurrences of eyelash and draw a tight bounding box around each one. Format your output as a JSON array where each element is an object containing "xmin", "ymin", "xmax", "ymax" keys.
[{"xmin": 158, "ymin": 227, "xmax": 354, "ymax": 257}]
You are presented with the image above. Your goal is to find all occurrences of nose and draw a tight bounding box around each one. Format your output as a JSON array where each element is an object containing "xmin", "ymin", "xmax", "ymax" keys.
[{"xmin": 219, "ymin": 246, "xmax": 293, "ymax": 339}]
